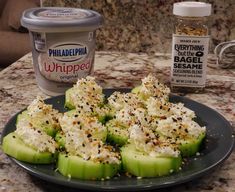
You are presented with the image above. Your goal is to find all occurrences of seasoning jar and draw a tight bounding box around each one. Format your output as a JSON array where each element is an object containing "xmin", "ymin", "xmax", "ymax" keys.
[
  {"xmin": 170, "ymin": 2, "xmax": 211, "ymax": 93},
  {"xmin": 21, "ymin": 7, "xmax": 103, "ymax": 96}
]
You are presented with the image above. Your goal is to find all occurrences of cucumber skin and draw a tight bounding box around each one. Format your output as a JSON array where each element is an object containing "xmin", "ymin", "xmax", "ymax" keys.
[
  {"xmin": 16, "ymin": 111, "xmax": 57, "ymax": 138},
  {"xmin": 55, "ymin": 132, "xmax": 65, "ymax": 150},
  {"xmin": 131, "ymin": 86, "xmax": 143, "ymax": 99},
  {"xmin": 57, "ymin": 153, "xmax": 120, "ymax": 180},
  {"xmin": 2, "ymin": 132, "xmax": 57, "ymax": 164},
  {"xmin": 107, "ymin": 131, "xmax": 128, "ymax": 146},
  {"xmin": 131, "ymin": 86, "xmax": 141, "ymax": 94},
  {"xmin": 131, "ymin": 86, "xmax": 149, "ymax": 101},
  {"xmin": 121, "ymin": 144, "xmax": 182, "ymax": 177},
  {"xmin": 98, "ymin": 114, "xmax": 113, "ymax": 125},
  {"xmin": 65, "ymin": 88, "xmax": 75, "ymax": 110},
  {"xmin": 107, "ymin": 127, "xmax": 129, "ymax": 146},
  {"xmin": 106, "ymin": 120, "xmax": 129, "ymax": 146},
  {"xmin": 179, "ymin": 133, "xmax": 206, "ymax": 157}
]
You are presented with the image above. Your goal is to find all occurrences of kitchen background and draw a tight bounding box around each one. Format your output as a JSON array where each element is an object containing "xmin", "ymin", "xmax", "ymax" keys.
[
  {"xmin": 0, "ymin": 0, "xmax": 234, "ymax": 68},
  {"xmin": 41, "ymin": 0, "xmax": 235, "ymax": 54}
]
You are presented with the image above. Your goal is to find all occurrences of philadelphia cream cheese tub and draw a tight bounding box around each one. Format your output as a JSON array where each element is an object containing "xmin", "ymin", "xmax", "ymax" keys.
[{"xmin": 21, "ymin": 7, "xmax": 103, "ymax": 95}]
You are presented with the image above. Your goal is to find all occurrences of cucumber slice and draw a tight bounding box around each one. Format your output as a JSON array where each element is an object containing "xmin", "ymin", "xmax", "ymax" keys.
[
  {"xmin": 131, "ymin": 86, "xmax": 147, "ymax": 101},
  {"xmin": 98, "ymin": 114, "xmax": 113, "ymax": 125},
  {"xmin": 62, "ymin": 110, "xmax": 107, "ymax": 142},
  {"xmin": 131, "ymin": 86, "xmax": 141, "ymax": 94},
  {"xmin": 65, "ymin": 109, "xmax": 77, "ymax": 117},
  {"xmin": 179, "ymin": 132, "xmax": 206, "ymax": 157},
  {"xmin": 121, "ymin": 144, "xmax": 182, "ymax": 177},
  {"xmin": 57, "ymin": 153, "xmax": 120, "ymax": 180},
  {"xmin": 16, "ymin": 110, "xmax": 58, "ymax": 137},
  {"xmin": 65, "ymin": 88, "xmax": 75, "ymax": 109},
  {"xmin": 106, "ymin": 120, "xmax": 129, "ymax": 146},
  {"xmin": 67, "ymin": 108, "xmax": 112, "ymax": 125},
  {"xmin": 55, "ymin": 131, "xmax": 65, "ymax": 150},
  {"xmin": 2, "ymin": 132, "xmax": 57, "ymax": 164}
]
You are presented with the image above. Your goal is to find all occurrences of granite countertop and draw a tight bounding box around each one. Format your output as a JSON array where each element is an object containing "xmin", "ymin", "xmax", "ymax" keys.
[
  {"xmin": 0, "ymin": 52, "xmax": 234, "ymax": 192},
  {"xmin": 41, "ymin": 0, "xmax": 235, "ymax": 54}
]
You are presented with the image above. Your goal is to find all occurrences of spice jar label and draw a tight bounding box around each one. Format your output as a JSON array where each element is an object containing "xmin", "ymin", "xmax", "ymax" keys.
[{"xmin": 171, "ymin": 34, "xmax": 209, "ymax": 87}]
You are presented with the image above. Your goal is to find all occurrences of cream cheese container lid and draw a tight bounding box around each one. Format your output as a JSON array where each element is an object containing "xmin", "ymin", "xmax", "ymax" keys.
[
  {"xmin": 21, "ymin": 7, "xmax": 103, "ymax": 32},
  {"xmin": 173, "ymin": 1, "xmax": 211, "ymax": 17}
]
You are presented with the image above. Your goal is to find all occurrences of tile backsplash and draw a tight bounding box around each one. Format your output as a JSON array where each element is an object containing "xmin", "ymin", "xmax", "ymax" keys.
[{"xmin": 41, "ymin": 0, "xmax": 235, "ymax": 54}]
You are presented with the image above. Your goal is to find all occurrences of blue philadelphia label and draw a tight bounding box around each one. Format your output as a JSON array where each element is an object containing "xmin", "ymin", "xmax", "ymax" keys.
[{"xmin": 48, "ymin": 43, "xmax": 88, "ymax": 62}]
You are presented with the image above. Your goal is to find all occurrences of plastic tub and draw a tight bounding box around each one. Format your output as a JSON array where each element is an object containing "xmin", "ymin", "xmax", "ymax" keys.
[{"xmin": 21, "ymin": 7, "xmax": 103, "ymax": 95}]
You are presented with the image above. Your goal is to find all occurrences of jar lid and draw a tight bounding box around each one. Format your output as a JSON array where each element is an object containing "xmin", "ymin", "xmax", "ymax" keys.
[
  {"xmin": 21, "ymin": 7, "xmax": 103, "ymax": 32},
  {"xmin": 173, "ymin": 2, "xmax": 211, "ymax": 17}
]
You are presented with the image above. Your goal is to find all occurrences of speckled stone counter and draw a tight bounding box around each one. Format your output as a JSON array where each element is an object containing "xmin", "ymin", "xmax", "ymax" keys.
[
  {"xmin": 41, "ymin": 0, "xmax": 235, "ymax": 53},
  {"xmin": 0, "ymin": 52, "xmax": 234, "ymax": 192}
]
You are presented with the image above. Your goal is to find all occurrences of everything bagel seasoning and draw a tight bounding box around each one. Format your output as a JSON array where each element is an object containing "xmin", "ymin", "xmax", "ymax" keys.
[{"xmin": 171, "ymin": 2, "xmax": 211, "ymax": 93}]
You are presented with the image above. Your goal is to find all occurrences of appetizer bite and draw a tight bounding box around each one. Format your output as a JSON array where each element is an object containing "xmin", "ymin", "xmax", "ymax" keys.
[
  {"xmin": 65, "ymin": 76, "xmax": 111, "ymax": 124},
  {"xmin": 57, "ymin": 110, "xmax": 121, "ymax": 180},
  {"xmin": 2, "ymin": 97, "xmax": 61, "ymax": 163}
]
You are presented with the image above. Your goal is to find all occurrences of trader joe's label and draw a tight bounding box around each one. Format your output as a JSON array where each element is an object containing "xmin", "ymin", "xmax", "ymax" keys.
[{"xmin": 171, "ymin": 35, "xmax": 209, "ymax": 87}]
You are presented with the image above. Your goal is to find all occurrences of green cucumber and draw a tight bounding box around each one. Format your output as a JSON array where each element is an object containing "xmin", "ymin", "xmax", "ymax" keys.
[
  {"xmin": 65, "ymin": 109, "xmax": 77, "ymax": 117},
  {"xmin": 66, "ymin": 108, "xmax": 112, "ymax": 125},
  {"xmin": 2, "ymin": 132, "xmax": 57, "ymax": 164},
  {"xmin": 17, "ymin": 110, "xmax": 58, "ymax": 137},
  {"xmin": 57, "ymin": 153, "xmax": 120, "ymax": 180},
  {"xmin": 121, "ymin": 144, "xmax": 182, "ymax": 177},
  {"xmin": 131, "ymin": 86, "xmax": 147, "ymax": 101},
  {"xmin": 131, "ymin": 86, "xmax": 141, "ymax": 94},
  {"xmin": 106, "ymin": 120, "xmax": 129, "ymax": 146},
  {"xmin": 98, "ymin": 114, "xmax": 113, "ymax": 125},
  {"xmin": 178, "ymin": 132, "xmax": 206, "ymax": 157},
  {"xmin": 65, "ymin": 88, "xmax": 75, "ymax": 109},
  {"xmin": 63, "ymin": 110, "xmax": 108, "ymax": 142},
  {"xmin": 55, "ymin": 131, "xmax": 65, "ymax": 150}
]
